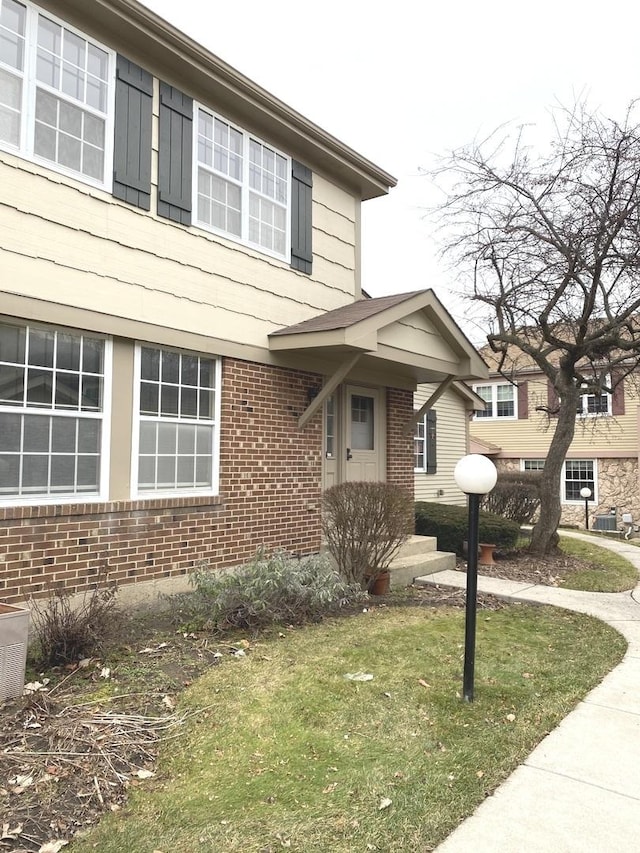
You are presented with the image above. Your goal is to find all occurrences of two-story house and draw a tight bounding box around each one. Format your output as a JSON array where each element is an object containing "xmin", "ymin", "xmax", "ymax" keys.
[
  {"xmin": 0, "ymin": 0, "xmax": 488, "ymax": 605},
  {"xmin": 470, "ymin": 348, "xmax": 638, "ymax": 528}
]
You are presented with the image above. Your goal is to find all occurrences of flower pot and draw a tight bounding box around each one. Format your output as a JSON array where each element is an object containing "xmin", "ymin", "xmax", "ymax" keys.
[
  {"xmin": 368, "ymin": 570, "xmax": 390, "ymax": 596},
  {"xmin": 0, "ymin": 603, "xmax": 30, "ymax": 701}
]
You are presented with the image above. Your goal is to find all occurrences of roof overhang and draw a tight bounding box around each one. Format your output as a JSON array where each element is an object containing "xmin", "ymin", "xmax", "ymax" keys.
[
  {"xmin": 469, "ymin": 436, "xmax": 502, "ymax": 456},
  {"xmin": 269, "ymin": 289, "xmax": 489, "ymax": 386},
  {"xmin": 42, "ymin": 0, "xmax": 395, "ymax": 201}
]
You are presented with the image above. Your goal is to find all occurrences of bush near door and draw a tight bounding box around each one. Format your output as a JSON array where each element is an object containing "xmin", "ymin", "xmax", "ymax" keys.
[{"xmin": 415, "ymin": 501, "xmax": 520, "ymax": 556}]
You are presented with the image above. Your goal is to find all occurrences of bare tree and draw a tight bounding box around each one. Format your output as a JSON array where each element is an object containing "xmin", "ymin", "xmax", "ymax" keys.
[{"xmin": 432, "ymin": 103, "xmax": 640, "ymax": 554}]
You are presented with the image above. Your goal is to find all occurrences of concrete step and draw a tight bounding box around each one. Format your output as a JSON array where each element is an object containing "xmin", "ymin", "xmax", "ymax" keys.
[
  {"xmin": 390, "ymin": 550, "xmax": 456, "ymax": 588},
  {"xmin": 396, "ymin": 534, "xmax": 438, "ymax": 557}
]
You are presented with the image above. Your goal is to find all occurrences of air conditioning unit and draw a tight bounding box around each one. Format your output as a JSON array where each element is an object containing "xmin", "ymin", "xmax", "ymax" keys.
[
  {"xmin": 593, "ymin": 514, "xmax": 617, "ymax": 532},
  {"xmin": 0, "ymin": 603, "xmax": 30, "ymax": 701}
]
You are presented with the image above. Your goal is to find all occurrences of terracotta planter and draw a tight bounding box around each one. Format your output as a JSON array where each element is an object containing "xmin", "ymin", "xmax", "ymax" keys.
[
  {"xmin": 368, "ymin": 570, "xmax": 391, "ymax": 596},
  {"xmin": 0, "ymin": 603, "xmax": 30, "ymax": 701}
]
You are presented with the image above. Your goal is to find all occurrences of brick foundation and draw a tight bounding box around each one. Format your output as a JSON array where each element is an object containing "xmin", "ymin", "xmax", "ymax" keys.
[{"xmin": 0, "ymin": 360, "xmax": 415, "ymax": 604}]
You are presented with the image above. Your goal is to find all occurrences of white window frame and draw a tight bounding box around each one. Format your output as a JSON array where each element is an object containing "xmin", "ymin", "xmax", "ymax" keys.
[
  {"xmin": 521, "ymin": 459, "xmax": 545, "ymax": 472},
  {"xmin": 193, "ymin": 102, "xmax": 291, "ymax": 262},
  {"xmin": 577, "ymin": 376, "xmax": 611, "ymax": 418},
  {"xmin": 414, "ymin": 412, "xmax": 427, "ymax": 472},
  {"xmin": 562, "ymin": 459, "xmax": 597, "ymax": 504},
  {"xmin": 0, "ymin": 319, "xmax": 111, "ymax": 506},
  {"xmin": 0, "ymin": 0, "xmax": 115, "ymax": 189},
  {"xmin": 473, "ymin": 382, "xmax": 517, "ymax": 420},
  {"xmin": 131, "ymin": 343, "xmax": 221, "ymax": 500}
]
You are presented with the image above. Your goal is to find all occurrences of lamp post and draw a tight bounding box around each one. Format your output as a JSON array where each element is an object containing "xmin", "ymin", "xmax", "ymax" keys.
[
  {"xmin": 454, "ymin": 454, "xmax": 498, "ymax": 703},
  {"xmin": 580, "ymin": 487, "xmax": 592, "ymax": 530}
]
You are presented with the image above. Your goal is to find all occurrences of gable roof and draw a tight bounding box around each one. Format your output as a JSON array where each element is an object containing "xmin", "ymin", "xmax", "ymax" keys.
[
  {"xmin": 270, "ymin": 291, "xmax": 422, "ymax": 336},
  {"xmin": 270, "ymin": 289, "xmax": 489, "ymax": 384}
]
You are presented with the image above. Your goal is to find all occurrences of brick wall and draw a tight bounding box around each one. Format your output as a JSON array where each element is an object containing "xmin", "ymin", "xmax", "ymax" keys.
[
  {"xmin": 386, "ymin": 388, "xmax": 414, "ymax": 494},
  {"xmin": 0, "ymin": 364, "xmax": 415, "ymax": 605},
  {"xmin": 0, "ymin": 359, "xmax": 324, "ymax": 604}
]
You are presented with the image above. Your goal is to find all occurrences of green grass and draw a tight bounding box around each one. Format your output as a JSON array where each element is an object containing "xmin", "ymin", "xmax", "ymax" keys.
[
  {"xmin": 559, "ymin": 535, "xmax": 639, "ymax": 591},
  {"xmin": 72, "ymin": 604, "xmax": 625, "ymax": 853}
]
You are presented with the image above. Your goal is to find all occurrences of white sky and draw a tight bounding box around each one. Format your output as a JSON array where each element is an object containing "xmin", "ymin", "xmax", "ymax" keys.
[{"xmin": 141, "ymin": 0, "xmax": 640, "ymax": 338}]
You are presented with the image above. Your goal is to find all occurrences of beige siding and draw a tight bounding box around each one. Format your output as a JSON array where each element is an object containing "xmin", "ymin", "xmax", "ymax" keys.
[
  {"xmin": 414, "ymin": 384, "xmax": 469, "ymax": 506},
  {"xmin": 379, "ymin": 311, "xmax": 458, "ymax": 362},
  {"xmin": 0, "ymin": 131, "xmax": 357, "ymax": 355},
  {"xmin": 471, "ymin": 374, "xmax": 639, "ymax": 457}
]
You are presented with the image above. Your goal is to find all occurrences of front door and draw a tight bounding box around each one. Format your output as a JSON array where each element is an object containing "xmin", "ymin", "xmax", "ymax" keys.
[
  {"xmin": 322, "ymin": 385, "xmax": 386, "ymax": 488},
  {"xmin": 345, "ymin": 385, "xmax": 384, "ymax": 482}
]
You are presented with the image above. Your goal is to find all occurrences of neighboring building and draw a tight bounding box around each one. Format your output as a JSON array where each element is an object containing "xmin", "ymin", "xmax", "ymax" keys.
[
  {"xmin": 470, "ymin": 351, "xmax": 639, "ymax": 528},
  {"xmin": 0, "ymin": 0, "xmax": 488, "ymax": 605},
  {"xmin": 413, "ymin": 382, "xmax": 485, "ymax": 506}
]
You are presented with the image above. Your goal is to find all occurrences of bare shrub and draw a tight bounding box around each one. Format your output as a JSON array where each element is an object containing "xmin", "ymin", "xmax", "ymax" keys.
[
  {"xmin": 321, "ymin": 481, "xmax": 413, "ymax": 588},
  {"xmin": 31, "ymin": 576, "xmax": 119, "ymax": 667},
  {"xmin": 481, "ymin": 471, "xmax": 541, "ymax": 525}
]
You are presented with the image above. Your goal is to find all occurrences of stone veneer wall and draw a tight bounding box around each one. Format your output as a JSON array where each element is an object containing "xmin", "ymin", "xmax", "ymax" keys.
[{"xmin": 492, "ymin": 457, "xmax": 640, "ymax": 530}]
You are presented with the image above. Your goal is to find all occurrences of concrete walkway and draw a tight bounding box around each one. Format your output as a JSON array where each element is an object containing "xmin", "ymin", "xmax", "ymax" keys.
[{"xmin": 416, "ymin": 531, "xmax": 640, "ymax": 853}]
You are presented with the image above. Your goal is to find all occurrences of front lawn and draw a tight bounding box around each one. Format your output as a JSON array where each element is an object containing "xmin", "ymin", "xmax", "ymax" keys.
[
  {"xmin": 558, "ymin": 535, "xmax": 638, "ymax": 591},
  {"xmin": 71, "ymin": 601, "xmax": 625, "ymax": 853}
]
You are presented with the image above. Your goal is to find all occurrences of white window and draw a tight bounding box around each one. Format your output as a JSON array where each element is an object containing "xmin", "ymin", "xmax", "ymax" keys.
[
  {"xmin": 133, "ymin": 345, "xmax": 220, "ymax": 497},
  {"xmin": 522, "ymin": 459, "xmax": 545, "ymax": 472},
  {"xmin": 0, "ymin": 320, "xmax": 110, "ymax": 503},
  {"xmin": 563, "ymin": 459, "xmax": 596, "ymax": 503},
  {"xmin": 0, "ymin": 0, "xmax": 114, "ymax": 187},
  {"xmin": 473, "ymin": 383, "xmax": 516, "ymax": 419},
  {"xmin": 577, "ymin": 380, "xmax": 611, "ymax": 417},
  {"xmin": 195, "ymin": 105, "xmax": 289, "ymax": 259},
  {"xmin": 324, "ymin": 394, "xmax": 335, "ymax": 459}
]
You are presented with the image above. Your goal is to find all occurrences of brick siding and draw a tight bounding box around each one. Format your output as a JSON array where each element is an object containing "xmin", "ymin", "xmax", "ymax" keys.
[
  {"xmin": 386, "ymin": 388, "xmax": 414, "ymax": 494},
  {"xmin": 0, "ymin": 362, "xmax": 414, "ymax": 604}
]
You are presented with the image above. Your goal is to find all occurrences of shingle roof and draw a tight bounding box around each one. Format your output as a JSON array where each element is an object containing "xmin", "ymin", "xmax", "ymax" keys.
[{"xmin": 270, "ymin": 291, "xmax": 425, "ymax": 336}]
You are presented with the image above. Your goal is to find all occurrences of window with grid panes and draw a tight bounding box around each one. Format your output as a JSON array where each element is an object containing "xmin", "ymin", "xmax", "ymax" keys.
[
  {"xmin": 473, "ymin": 383, "xmax": 516, "ymax": 418},
  {"xmin": 0, "ymin": 0, "xmax": 114, "ymax": 185},
  {"xmin": 195, "ymin": 105, "xmax": 289, "ymax": 258},
  {"xmin": 135, "ymin": 345, "xmax": 219, "ymax": 495},
  {"xmin": 0, "ymin": 320, "xmax": 108, "ymax": 502},
  {"xmin": 563, "ymin": 459, "xmax": 596, "ymax": 502}
]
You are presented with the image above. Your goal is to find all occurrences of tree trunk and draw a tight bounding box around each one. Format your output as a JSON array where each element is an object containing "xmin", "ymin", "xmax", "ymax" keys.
[{"xmin": 529, "ymin": 382, "xmax": 580, "ymax": 555}]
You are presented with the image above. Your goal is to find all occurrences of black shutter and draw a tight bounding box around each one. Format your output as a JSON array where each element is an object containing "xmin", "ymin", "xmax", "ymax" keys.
[
  {"xmin": 426, "ymin": 410, "xmax": 437, "ymax": 474},
  {"xmin": 113, "ymin": 55, "xmax": 153, "ymax": 210},
  {"xmin": 291, "ymin": 159, "xmax": 312, "ymax": 274},
  {"xmin": 158, "ymin": 82, "xmax": 193, "ymax": 225}
]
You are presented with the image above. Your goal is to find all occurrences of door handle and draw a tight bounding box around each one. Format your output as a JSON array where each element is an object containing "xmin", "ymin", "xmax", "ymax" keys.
[{"xmin": 346, "ymin": 448, "xmax": 353, "ymax": 460}]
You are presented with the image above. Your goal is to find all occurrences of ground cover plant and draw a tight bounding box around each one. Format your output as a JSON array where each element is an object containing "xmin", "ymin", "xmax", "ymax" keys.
[
  {"xmin": 175, "ymin": 550, "xmax": 366, "ymax": 633},
  {"xmin": 66, "ymin": 598, "xmax": 625, "ymax": 853}
]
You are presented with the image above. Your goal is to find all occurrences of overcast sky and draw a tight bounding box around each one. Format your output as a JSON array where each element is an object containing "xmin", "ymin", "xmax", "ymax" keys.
[{"xmin": 141, "ymin": 0, "xmax": 640, "ymax": 338}]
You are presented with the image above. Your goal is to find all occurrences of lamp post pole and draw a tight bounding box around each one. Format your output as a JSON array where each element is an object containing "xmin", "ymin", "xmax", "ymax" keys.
[
  {"xmin": 454, "ymin": 454, "xmax": 498, "ymax": 703},
  {"xmin": 463, "ymin": 491, "xmax": 480, "ymax": 702},
  {"xmin": 580, "ymin": 487, "xmax": 592, "ymax": 531}
]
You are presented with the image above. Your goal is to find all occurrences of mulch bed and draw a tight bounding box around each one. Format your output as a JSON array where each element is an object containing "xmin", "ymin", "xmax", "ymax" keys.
[
  {"xmin": 465, "ymin": 548, "xmax": 596, "ymax": 587},
  {"xmin": 0, "ymin": 562, "xmax": 573, "ymax": 852}
]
